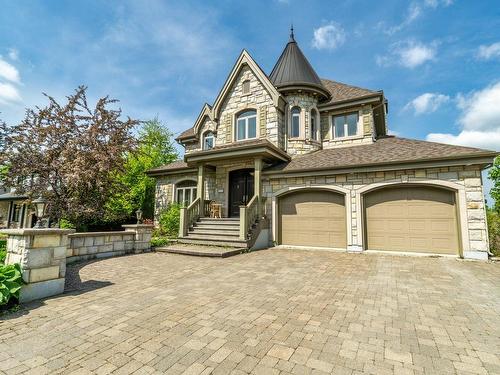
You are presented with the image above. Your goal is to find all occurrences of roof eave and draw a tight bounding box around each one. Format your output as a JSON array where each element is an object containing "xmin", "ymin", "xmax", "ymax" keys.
[{"xmin": 263, "ymin": 153, "xmax": 498, "ymax": 177}]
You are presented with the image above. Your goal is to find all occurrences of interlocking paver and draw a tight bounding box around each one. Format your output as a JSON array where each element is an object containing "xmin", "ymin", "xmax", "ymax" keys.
[{"xmin": 1, "ymin": 250, "xmax": 499, "ymax": 374}]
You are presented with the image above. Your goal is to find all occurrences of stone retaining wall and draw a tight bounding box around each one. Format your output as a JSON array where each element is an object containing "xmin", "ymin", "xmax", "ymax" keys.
[
  {"xmin": 1, "ymin": 224, "xmax": 153, "ymax": 302},
  {"xmin": 67, "ymin": 231, "xmax": 136, "ymax": 264}
]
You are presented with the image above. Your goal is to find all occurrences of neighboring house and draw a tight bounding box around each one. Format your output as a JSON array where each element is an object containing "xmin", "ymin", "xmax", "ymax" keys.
[
  {"xmin": 147, "ymin": 31, "xmax": 498, "ymax": 260},
  {"xmin": 0, "ymin": 187, "xmax": 33, "ymax": 229}
]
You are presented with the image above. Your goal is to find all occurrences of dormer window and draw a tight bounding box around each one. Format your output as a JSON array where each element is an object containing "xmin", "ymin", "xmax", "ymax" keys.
[
  {"xmin": 333, "ymin": 112, "xmax": 359, "ymax": 139},
  {"xmin": 290, "ymin": 107, "xmax": 301, "ymax": 138},
  {"xmin": 236, "ymin": 110, "xmax": 257, "ymax": 141},
  {"xmin": 310, "ymin": 109, "xmax": 319, "ymax": 141},
  {"xmin": 203, "ymin": 131, "xmax": 215, "ymax": 150},
  {"xmin": 242, "ymin": 80, "xmax": 250, "ymax": 95}
]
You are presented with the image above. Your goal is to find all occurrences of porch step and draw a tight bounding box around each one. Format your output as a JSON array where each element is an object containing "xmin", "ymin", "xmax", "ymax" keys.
[
  {"xmin": 199, "ymin": 217, "xmax": 239, "ymax": 222},
  {"xmin": 194, "ymin": 222, "xmax": 240, "ymax": 229},
  {"xmin": 178, "ymin": 237, "xmax": 248, "ymax": 248},
  {"xmin": 193, "ymin": 225, "xmax": 239, "ymax": 232},
  {"xmin": 156, "ymin": 244, "xmax": 245, "ymax": 258},
  {"xmin": 189, "ymin": 229, "xmax": 240, "ymax": 237}
]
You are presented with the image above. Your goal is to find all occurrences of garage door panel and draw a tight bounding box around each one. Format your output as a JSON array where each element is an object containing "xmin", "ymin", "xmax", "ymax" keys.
[
  {"xmin": 279, "ymin": 191, "xmax": 346, "ymax": 248},
  {"xmin": 365, "ymin": 186, "xmax": 459, "ymax": 255}
]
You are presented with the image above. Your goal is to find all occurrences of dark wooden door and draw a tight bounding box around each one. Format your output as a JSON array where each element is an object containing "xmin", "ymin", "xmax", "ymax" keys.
[{"xmin": 228, "ymin": 169, "xmax": 254, "ymax": 217}]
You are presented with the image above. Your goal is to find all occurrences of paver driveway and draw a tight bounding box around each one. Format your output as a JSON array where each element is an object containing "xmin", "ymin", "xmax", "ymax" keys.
[{"xmin": 1, "ymin": 249, "xmax": 500, "ymax": 375}]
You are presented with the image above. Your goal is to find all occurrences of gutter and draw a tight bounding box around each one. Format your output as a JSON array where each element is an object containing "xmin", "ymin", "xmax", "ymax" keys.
[{"xmin": 262, "ymin": 153, "xmax": 497, "ymax": 177}]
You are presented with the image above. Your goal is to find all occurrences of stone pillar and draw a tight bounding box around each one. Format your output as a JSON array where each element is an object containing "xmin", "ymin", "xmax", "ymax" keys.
[
  {"xmin": 197, "ymin": 164, "xmax": 205, "ymax": 216},
  {"xmin": 254, "ymin": 157, "xmax": 263, "ymax": 218},
  {"xmin": 122, "ymin": 224, "xmax": 154, "ymax": 253},
  {"xmin": 0, "ymin": 228, "xmax": 75, "ymax": 303}
]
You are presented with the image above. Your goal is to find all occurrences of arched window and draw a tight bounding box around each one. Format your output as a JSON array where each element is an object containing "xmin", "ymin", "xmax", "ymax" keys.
[
  {"xmin": 290, "ymin": 107, "xmax": 301, "ymax": 138},
  {"xmin": 236, "ymin": 110, "xmax": 257, "ymax": 141},
  {"xmin": 176, "ymin": 180, "xmax": 197, "ymax": 206},
  {"xmin": 310, "ymin": 109, "xmax": 319, "ymax": 141},
  {"xmin": 203, "ymin": 131, "xmax": 215, "ymax": 150}
]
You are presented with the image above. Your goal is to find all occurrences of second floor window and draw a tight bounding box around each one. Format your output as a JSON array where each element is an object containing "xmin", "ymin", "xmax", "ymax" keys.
[
  {"xmin": 310, "ymin": 109, "xmax": 318, "ymax": 141},
  {"xmin": 236, "ymin": 110, "xmax": 257, "ymax": 141},
  {"xmin": 203, "ymin": 131, "xmax": 215, "ymax": 150},
  {"xmin": 333, "ymin": 112, "xmax": 358, "ymax": 139},
  {"xmin": 290, "ymin": 107, "xmax": 301, "ymax": 138}
]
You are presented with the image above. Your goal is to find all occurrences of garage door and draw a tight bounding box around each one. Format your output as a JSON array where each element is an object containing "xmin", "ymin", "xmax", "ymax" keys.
[
  {"xmin": 364, "ymin": 186, "xmax": 459, "ymax": 254},
  {"xmin": 279, "ymin": 190, "xmax": 346, "ymax": 248}
]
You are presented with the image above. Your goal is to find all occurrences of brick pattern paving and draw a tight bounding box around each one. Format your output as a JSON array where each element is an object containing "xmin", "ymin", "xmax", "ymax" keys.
[{"xmin": 1, "ymin": 250, "xmax": 500, "ymax": 375}]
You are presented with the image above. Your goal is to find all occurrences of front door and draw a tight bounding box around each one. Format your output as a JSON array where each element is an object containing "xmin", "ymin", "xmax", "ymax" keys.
[{"xmin": 228, "ymin": 169, "xmax": 254, "ymax": 217}]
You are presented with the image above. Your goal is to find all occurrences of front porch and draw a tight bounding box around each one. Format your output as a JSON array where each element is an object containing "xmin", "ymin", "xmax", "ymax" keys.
[{"xmin": 177, "ymin": 140, "xmax": 289, "ymax": 247}]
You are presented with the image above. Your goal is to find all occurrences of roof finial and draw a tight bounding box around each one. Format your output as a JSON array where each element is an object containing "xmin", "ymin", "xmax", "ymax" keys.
[{"xmin": 289, "ymin": 23, "xmax": 295, "ymax": 42}]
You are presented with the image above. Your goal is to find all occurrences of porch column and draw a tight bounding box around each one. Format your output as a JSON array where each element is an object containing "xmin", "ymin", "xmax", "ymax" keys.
[
  {"xmin": 197, "ymin": 164, "xmax": 205, "ymax": 217},
  {"xmin": 254, "ymin": 157, "xmax": 263, "ymax": 217}
]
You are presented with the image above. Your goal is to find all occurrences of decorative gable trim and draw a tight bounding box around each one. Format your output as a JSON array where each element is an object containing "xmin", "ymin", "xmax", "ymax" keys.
[
  {"xmin": 212, "ymin": 50, "xmax": 284, "ymax": 120},
  {"xmin": 193, "ymin": 103, "xmax": 214, "ymax": 137}
]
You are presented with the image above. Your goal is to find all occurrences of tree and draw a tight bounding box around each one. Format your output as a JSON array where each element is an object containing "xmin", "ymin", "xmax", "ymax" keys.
[
  {"xmin": 0, "ymin": 86, "xmax": 138, "ymax": 229},
  {"xmin": 490, "ymin": 156, "xmax": 500, "ymax": 212},
  {"xmin": 105, "ymin": 118, "xmax": 178, "ymax": 221}
]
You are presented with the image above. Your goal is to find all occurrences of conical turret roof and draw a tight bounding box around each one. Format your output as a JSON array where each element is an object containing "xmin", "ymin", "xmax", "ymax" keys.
[{"xmin": 269, "ymin": 28, "xmax": 330, "ymax": 99}]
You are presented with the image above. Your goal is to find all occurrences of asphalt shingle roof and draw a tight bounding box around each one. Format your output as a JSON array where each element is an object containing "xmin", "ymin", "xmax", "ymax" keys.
[{"xmin": 265, "ymin": 137, "xmax": 497, "ymax": 173}]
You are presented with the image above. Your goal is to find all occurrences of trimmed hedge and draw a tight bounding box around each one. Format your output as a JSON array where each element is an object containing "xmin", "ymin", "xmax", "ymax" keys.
[{"xmin": 487, "ymin": 210, "xmax": 500, "ymax": 257}]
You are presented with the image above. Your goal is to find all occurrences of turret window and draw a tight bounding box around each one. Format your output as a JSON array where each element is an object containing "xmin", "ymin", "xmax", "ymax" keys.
[
  {"xmin": 290, "ymin": 107, "xmax": 301, "ymax": 138},
  {"xmin": 310, "ymin": 109, "xmax": 319, "ymax": 140},
  {"xmin": 236, "ymin": 110, "xmax": 257, "ymax": 141},
  {"xmin": 333, "ymin": 112, "xmax": 359, "ymax": 139},
  {"xmin": 203, "ymin": 131, "xmax": 215, "ymax": 150}
]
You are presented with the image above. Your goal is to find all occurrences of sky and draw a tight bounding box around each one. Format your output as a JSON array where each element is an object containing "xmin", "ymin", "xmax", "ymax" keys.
[{"xmin": 0, "ymin": 0, "xmax": 499, "ymax": 201}]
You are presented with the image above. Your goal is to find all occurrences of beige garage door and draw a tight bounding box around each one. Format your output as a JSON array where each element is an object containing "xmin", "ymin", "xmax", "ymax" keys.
[
  {"xmin": 364, "ymin": 186, "xmax": 459, "ymax": 254},
  {"xmin": 279, "ymin": 190, "xmax": 347, "ymax": 248}
]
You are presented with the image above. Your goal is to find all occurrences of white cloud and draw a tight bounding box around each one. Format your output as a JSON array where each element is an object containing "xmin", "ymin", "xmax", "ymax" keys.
[
  {"xmin": 377, "ymin": 40, "xmax": 436, "ymax": 68},
  {"xmin": 0, "ymin": 82, "xmax": 22, "ymax": 104},
  {"xmin": 382, "ymin": 0, "xmax": 453, "ymax": 35},
  {"xmin": 405, "ymin": 93, "xmax": 450, "ymax": 115},
  {"xmin": 0, "ymin": 57, "xmax": 21, "ymax": 83},
  {"xmin": 426, "ymin": 82, "xmax": 500, "ymax": 150},
  {"xmin": 477, "ymin": 42, "xmax": 500, "ymax": 60},
  {"xmin": 312, "ymin": 22, "xmax": 346, "ymax": 50},
  {"xmin": 8, "ymin": 48, "xmax": 19, "ymax": 61}
]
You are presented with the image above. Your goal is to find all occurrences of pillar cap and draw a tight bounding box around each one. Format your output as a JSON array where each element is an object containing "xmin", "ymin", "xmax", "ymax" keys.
[
  {"xmin": 121, "ymin": 224, "xmax": 155, "ymax": 229},
  {"xmin": 0, "ymin": 228, "xmax": 76, "ymax": 236}
]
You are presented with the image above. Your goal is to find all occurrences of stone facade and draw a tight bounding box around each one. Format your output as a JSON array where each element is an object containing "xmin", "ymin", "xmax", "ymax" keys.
[
  {"xmin": 262, "ymin": 165, "xmax": 489, "ymax": 258},
  {"xmin": 285, "ymin": 93, "xmax": 322, "ymax": 156},
  {"xmin": 321, "ymin": 104, "xmax": 375, "ymax": 149}
]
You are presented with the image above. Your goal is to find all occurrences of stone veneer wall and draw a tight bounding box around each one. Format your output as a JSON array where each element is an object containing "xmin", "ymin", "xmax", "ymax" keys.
[
  {"xmin": 216, "ymin": 66, "xmax": 278, "ymax": 147},
  {"xmin": 262, "ymin": 165, "xmax": 489, "ymax": 258},
  {"xmin": 67, "ymin": 231, "xmax": 136, "ymax": 263},
  {"xmin": 67, "ymin": 225, "xmax": 153, "ymax": 264},
  {"xmin": 320, "ymin": 104, "xmax": 375, "ymax": 149},
  {"xmin": 285, "ymin": 93, "xmax": 322, "ymax": 157}
]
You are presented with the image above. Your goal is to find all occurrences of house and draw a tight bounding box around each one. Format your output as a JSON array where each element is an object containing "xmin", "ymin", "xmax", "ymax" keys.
[
  {"xmin": 0, "ymin": 187, "xmax": 33, "ymax": 229},
  {"xmin": 147, "ymin": 30, "xmax": 497, "ymax": 260}
]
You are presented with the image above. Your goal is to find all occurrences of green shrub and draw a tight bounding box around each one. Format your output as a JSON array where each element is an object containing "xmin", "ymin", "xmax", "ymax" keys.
[
  {"xmin": 0, "ymin": 239, "xmax": 6, "ymax": 264},
  {"xmin": 158, "ymin": 203, "xmax": 181, "ymax": 238},
  {"xmin": 0, "ymin": 263, "xmax": 24, "ymax": 306},
  {"xmin": 59, "ymin": 218, "xmax": 76, "ymax": 229},
  {"xmin": 487, "ymin": 209, "xmax": 500, "ymax": 257},
  {"xmin": 151, "ymin": 236, "xmax": 170, "ymax": 247}
]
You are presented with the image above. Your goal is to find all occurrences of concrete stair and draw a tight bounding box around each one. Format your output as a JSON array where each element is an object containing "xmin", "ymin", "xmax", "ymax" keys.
[{"xmin": 178, "ymin": 217, "xmax": 249, "ymax": 248}]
